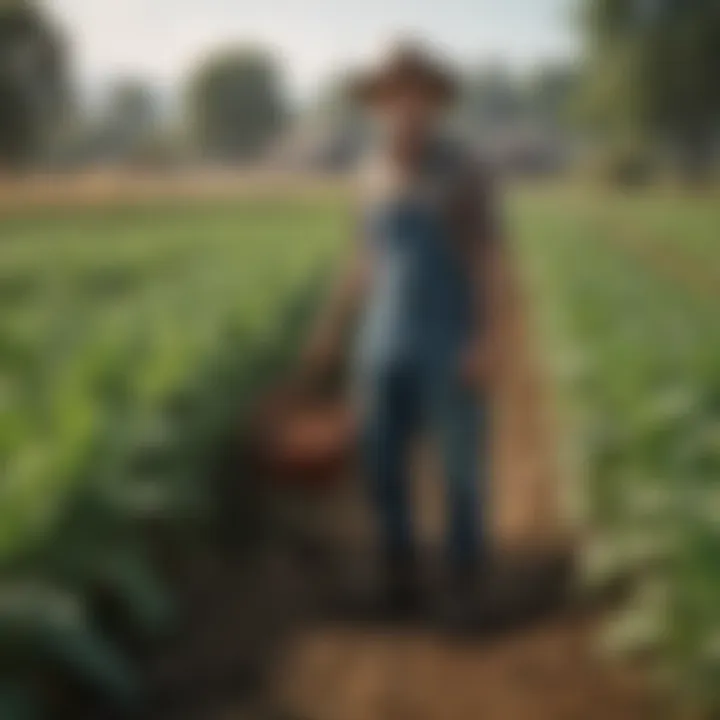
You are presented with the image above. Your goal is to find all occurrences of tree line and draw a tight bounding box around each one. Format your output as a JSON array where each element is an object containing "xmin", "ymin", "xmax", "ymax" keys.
[
  {"xmin": 1, "ymin": 0, "xmax": 718, "ymax": 179},
  {"xmin": 0, "ymin": 2, "xmax": 291, "ymax": 170}
]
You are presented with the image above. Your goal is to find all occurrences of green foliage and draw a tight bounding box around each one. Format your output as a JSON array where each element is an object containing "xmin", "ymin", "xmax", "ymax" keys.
[
  {"xmin": 459, "ymin": 64, "xmax": 527, "ymax": 133},
  {"xmin": 0, "ymin": 1, "xmax": 67, "ymax": 168},
  {"xmin": 0, "ymin": 198, "xmax": 342, "ymax": 711},
  {"xmin": 525, "ymin": 64, "xmax": 579, "ymax": 129},
  {"xmin": 460, "ymin": 62, "xmax": 579, "ymax": 133},
  {"xmin": 515, "ymin": 188, "xmax": 720, "ymax": 712},
  {"xmin": 580, "ymin": 0, "xmax": 720, "ymax": 178},
  {"xmin": 588, "ymin": 142, "xmax": 659, "ymax": 187},
  {"xmin": 186, "ymin": 46, "xmax": 289, "ymax": 161},
  {"xmin": 0, "ymin": 681, "xmax": 41, "ymax": 720},
  {"xmin": 0, "ymin": 583, "xmax": 139, "ymax": 706},
  {"xmin": 94, "ymin": 79, "xmax": 159, "ymax": 163}
]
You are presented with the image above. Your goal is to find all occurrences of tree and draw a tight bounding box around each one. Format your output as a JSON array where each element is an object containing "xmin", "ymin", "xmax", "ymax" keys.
[
  {"xmin": 0, "ymin": 0, "xmax": 67, "ymax": 169},
  {"xmin": 97, "ymin": 79, "xmax": 158, "ymax": 160},
  {"xmin": 303, "ymin": 73, "xmax": 367, "ymax": 166},
  {"xmin": 580, "ymin": 0, "xmax": 720, "ymax": 179},
  {"xmin": 526, "ymin": 63, "xmax": 579, "ymax": 130},
  {"xmin": 186, "ymin": 46, "xmax": 288, "ymax": 162},
  {"xmin": 459, "ymin": 64, "xmax": 526, "ymax": 134},
  {"xmin": 104, "ymin": 80, "xmax": 157, "ymax": 138}
]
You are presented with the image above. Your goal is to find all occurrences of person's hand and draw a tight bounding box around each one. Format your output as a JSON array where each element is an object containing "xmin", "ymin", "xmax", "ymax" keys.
[
  {"xmin": 458, "ymin": 339, "xmax": 496, "ymax": 390},
  {"xmin": 300, "ymin": 330, "xmax": 340, "ymax": 383}
]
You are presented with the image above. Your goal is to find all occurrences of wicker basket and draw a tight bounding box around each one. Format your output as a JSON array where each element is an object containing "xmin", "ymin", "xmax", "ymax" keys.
[{"xmin": 249, "ymin": 388, "xmax": 357, "ymax": 494}]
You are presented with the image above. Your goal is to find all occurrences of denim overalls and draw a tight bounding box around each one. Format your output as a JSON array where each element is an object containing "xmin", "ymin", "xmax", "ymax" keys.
[{"xmin": 354, "ymin": 141, "xmax": 488, "ymax": 572}]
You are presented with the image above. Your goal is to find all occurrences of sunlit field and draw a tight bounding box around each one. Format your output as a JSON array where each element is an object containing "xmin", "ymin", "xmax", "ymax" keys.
[
  {"xmin": 1, "ymin": 184, "xmax": 718, "ymax": 715},
  {"xmin": 513, "ymin": 187, "xmax": 720, "ymax": 708},
  {"xmin": 0, "ymin": 196, "xmax": 343, "ymax": 713}
]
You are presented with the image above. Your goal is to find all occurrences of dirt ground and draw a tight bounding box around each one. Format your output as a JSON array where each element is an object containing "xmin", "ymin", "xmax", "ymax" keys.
[{"xmin": 140, "ymin": 257, "xmax": 660, "ymax": 720}]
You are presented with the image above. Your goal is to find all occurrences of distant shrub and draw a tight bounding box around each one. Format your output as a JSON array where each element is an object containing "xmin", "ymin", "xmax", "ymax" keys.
[{"xmin": 593, "ymin": 146, "xmax": 659, "ymax": 188}]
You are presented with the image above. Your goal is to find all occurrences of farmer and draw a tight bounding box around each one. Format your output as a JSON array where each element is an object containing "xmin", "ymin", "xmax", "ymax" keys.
[{"xmin": 304, "ymin": 41, "xmax": 507, "ymax": 615}]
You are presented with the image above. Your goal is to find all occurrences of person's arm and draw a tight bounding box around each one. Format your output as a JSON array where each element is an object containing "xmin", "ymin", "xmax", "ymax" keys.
[
  {"xmin": 459, "ymin": 164, "xmax": 510, "ymax": 387},
  {"xmin": 303, "ymin": 237, "xmax": 372, "ymax": 376}
]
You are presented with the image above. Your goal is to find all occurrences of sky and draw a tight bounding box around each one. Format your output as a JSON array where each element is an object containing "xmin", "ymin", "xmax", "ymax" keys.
[{"xmin": 45, "ymin": 0, "xmax": 579, "ymax": 102}]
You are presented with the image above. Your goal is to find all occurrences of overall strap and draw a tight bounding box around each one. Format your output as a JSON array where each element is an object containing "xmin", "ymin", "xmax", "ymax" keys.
[
  {"xmin": 355, "ymin": 138, "xmax": 497, "ymax": 258},
  {"xmin": 425, "ymin": 139, "xmax": 496, "ymax": 265}
]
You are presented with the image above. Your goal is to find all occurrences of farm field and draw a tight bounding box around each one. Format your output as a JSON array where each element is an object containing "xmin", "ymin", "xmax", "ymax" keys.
[
  {"xmin": 0, "ymin": 196, "xmax": 344, "ymax": 717},
  {"xmin": 0, "ymin": 183, "xmax": 718, "ymax": 718},
  {"xmin": 514, "ymin": 187, "xmax": 720, "ymax": 714}
]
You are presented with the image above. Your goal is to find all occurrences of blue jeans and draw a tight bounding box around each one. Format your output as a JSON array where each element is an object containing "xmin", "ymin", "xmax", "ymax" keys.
[{"xmin": 357, "ymin": 359, "xmax": 487, "ymax": 572}]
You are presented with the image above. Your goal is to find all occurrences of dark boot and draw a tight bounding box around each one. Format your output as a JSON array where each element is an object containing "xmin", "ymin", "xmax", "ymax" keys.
[
  {"xmin": 377, "ymin": 549, "xmax": 422, "ymax": 620},
  {"xmin": 440, "ymin": 552, "xmax": 492, "ymax": 634}
]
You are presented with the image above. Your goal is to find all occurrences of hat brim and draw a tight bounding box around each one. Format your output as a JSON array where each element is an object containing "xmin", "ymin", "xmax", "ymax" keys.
[{"xmin": 352, "ymin": 68, "xmax": 458, "ymax": 107}]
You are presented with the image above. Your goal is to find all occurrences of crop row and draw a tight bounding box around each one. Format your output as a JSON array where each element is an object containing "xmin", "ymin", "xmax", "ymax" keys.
[
  {"xmin": 514, "ymin": 194, "xmax": 720, "ymax": 713},
  {"xmin": 0, "ymin": 199, "xmax": 341, "ymax": 717}
]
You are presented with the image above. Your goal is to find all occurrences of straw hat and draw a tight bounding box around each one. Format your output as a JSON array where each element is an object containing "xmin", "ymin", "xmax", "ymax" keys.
[{"xmin": 353, "ymin": 40, "xmax": 459, "ymax": 106}]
